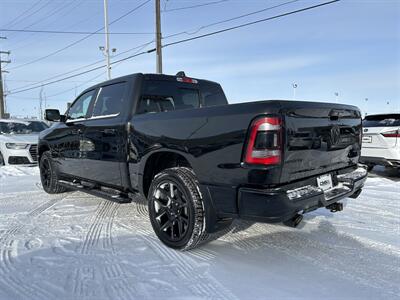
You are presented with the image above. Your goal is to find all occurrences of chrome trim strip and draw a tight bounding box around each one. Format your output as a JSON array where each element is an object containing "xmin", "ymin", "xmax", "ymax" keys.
[
  {"xmin": 89, "ymin": 113, "xmax": 120, "ymax": 120},
  {"xmin": 65, "ymin": 113, "xmax": 120, "ymax": 123},
  {"xmin": 66, "ymin": 118, "xmax": 86, "ymax": 123}
]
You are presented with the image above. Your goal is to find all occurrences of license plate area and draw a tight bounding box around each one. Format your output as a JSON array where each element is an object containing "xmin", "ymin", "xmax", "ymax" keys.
[
  {"xmin": 317, "ymin": 174, "xmax": 333, "ymax": 191},
  {"xmin": 362, "ymin": 136, "xmax": 372, "ymax": 143}
]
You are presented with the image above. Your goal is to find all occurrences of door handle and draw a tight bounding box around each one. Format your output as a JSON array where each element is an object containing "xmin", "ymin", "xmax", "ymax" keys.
[{"xmin": 102, "ymin": 129, "xmax": 116, "ymax": 134}]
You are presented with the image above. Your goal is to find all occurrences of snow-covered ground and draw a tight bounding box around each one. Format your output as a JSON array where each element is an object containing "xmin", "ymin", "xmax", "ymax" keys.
[{"xmin": 0, "ymin": 166, "xmax": 399, "ymax": 300}]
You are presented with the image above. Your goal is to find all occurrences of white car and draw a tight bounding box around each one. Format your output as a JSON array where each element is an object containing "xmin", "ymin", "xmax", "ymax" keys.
[
  {"xmin": 361, "ymin": 113, "xmax": 400, "ymax": 170},
  {"xmin": 0, "ymin": 119, "xmax": 49, "ymax": 166}
]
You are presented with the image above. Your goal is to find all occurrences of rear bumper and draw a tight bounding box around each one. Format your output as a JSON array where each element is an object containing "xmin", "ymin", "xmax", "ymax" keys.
[
  {"xmin": 360, "ymin": 156, "xmax": 400, "ymax": 168},
  {"xmin": 237, "ymin": 166, "xmax": 367, "ymax": 223}
]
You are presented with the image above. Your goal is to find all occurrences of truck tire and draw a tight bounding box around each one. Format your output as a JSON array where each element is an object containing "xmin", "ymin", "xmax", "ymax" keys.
[
  {"xmin": 148, "ymin": 167, "xmax": 213, "ymax": 250},
  {"xmin": 39, "ymin": 151, "xmax": 67, "ymax": 194}
]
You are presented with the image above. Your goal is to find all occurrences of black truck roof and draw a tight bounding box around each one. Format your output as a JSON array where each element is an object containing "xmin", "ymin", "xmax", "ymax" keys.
[{"xmin": 80, "ymin": 73, "xmax": 220, "ymax": 96}]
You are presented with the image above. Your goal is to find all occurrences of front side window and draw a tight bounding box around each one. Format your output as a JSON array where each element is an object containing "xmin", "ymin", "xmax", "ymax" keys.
[
  {"xmin": 92, "ymin": 82, "xmax": 127, "ymax": 117},
  {"xmin": 68, "ymin": 90, "xmax": 96, "ymax": 120}
]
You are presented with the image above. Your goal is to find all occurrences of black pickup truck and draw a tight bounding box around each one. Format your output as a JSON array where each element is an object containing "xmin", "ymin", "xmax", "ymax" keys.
[{"xmin": 39, "ymin": 72, "xmax": 367, "ymax": 250}]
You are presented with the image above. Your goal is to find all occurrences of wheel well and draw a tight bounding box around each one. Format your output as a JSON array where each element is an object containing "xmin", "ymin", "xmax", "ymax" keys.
[
  {"xmin": 142, "ymin": 152, "xmax": 191, "ymax": 197},
  {"xmin": 38, "ymin": 144, "xmax": 50, "ymax": 162}
]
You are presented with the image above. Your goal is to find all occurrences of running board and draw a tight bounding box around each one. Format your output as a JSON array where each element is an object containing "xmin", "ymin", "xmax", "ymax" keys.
[{"xmin": 59, "ymin": 180, "xmax": 132, "ymax": 204}]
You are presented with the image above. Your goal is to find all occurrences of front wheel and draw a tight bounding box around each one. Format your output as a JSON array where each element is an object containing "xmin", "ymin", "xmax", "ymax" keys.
[
  {"xmin": 148, "ymin": 167, "xmax": 211, "ymax": 250},
  {"xmin": 39, "ymin": 151, "xmax": 67, "ymax": 194}
]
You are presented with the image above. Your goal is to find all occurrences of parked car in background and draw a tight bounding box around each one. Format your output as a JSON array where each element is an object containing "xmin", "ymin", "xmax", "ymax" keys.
[
  {"xmin": 0, "ymin": 119, "xmax": 48, "ymax": 165},
  {"xmin": 361, "ymin": 113, "xmax": 400, "ymax": 170}
]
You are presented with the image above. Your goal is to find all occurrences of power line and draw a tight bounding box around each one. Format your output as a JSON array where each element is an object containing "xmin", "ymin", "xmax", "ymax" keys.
[
  {"xmin": 45, "ymin": 48, "xmax": 140, "ymax": 99},
  {"xmin": 18, "ymin": 0, "xmax": 79, "ymax": 32},
  {"xmin": 46, "ymin": 71, "xmax": 106, "ymax": 99},
  {"xmin": 10, "ymin": 40, "xmax": 154, "ymax": 92},
  {"xmin": 8, "ymin": 0, "xmax": 340, "ymax": 96},
  {"xmin": 164, "ymin": 0, "xmax": 301, "ymax": 39},
  {"xmin": 163, "ymin": 0, "xmax": 340, "ymax": 48},
  {"xmin": 7, "ymin": 0, "xmax": 298, "ymax": 89},
  {"xmin": 4, "ymin": 0, "xmax": 83, "ymax": 45},
  {"xmin": 6, "ymin": 0, "xmax": 151, "ymax": 71},
  {"xmin": 162, "ymin": 0, "xmax": 229, "ymax": 12},
  {"xmin": 8, "ymin": 2, "xmax": 103, "ymax": 52},
  {"xmin": 1, "ymin": 0, "xmax": 50, "ymax": 29},
  {"xmin": 0, "ymin": 28, "xmax": 154, "ymax": 35},
  {"xmin": 9, "ymin": 46, "xmax": 155, "ymax": 95}
]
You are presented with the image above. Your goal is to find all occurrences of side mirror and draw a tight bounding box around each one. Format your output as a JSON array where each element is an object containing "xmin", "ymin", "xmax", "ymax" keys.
[{"xmin": 45, "ymin": 109, "xmax": 65, "ymax": 122}]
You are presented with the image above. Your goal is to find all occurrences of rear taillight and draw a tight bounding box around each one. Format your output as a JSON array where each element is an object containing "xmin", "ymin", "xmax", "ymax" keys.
[
  {"xmin": 381, "ymin": 130, "xmax": 400, "ymax": 138},
  {"xmin": 244, "ymin": 117, "xmax": 282, "ymax": 165}
]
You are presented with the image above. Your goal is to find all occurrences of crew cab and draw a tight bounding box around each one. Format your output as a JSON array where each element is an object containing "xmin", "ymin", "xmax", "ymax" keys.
[{"xmin": 39, "ymin": 73, "xmax": 367, "ymax": 250}]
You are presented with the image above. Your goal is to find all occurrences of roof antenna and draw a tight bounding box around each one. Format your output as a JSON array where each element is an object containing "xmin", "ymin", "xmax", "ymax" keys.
[{"xmin": 176, "ymin": 71, "xmax": 186, "ymax": 77}]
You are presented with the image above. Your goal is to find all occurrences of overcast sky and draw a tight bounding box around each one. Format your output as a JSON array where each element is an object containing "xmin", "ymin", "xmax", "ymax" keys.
[{"xmin": 0, "ymin": 0, "xmax": 399, "ymax": 118}]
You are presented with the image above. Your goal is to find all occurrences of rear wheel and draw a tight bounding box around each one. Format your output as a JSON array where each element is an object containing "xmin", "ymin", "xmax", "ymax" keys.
[
  {"xmin": 39, "ymin": 151, "xmax": 66, "ymax": 194},
  {"xmin": 148, "ymin": 167, "xmax": 212, "ymax": 250}
]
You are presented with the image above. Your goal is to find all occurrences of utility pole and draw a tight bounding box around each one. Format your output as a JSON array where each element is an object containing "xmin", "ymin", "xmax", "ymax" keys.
[
  {"xmin": 103, "ymin": 0, "xmax": 111, "ymax": 79},
  {"xmin": 292, "ymin": 83, "xmax": 298, "ymax": 100},
  {"xmin": 39, "ymin": 86, "xmax": 44, "ymax": 120},
  {"xmin": 0, "ymin": 37, "xmax": 11, "ymax": 119},
  {"xmin": 334, "ymin": 92, "xmax": 339, "ymax": 103},
  {"xmin": 155, "ymin": 0, "xmax": 163, "ymax": 74}
]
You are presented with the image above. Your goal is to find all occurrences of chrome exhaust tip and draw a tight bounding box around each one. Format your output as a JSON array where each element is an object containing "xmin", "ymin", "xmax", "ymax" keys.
[{"xmin": 283, "ymin": 213, "xmax": 303, "ymax": 228}]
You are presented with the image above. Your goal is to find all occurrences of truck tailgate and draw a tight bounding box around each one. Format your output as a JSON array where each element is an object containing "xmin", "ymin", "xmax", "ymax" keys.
[{"xmin": 280, "ymin": 103, "xmax": 362, "ymax": 183}]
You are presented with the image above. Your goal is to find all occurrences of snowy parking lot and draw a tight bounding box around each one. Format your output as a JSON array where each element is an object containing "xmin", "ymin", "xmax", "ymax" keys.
[{"xmin": 0, "ymin": 166, "xmax": 399, "ymax": 300}]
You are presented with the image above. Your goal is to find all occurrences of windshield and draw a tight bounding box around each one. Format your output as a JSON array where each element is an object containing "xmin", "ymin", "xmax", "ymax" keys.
[{"xmin": 0, "ymin": 121, "xmax": 48, "ymax": 134}]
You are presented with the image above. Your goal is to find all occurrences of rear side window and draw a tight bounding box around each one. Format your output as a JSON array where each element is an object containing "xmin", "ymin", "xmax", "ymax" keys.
[
  {"xmin": 137, "ymin": 80, "xmax": 200, "ymax": 114},
  {"xmin": 137, "ymin": 79, "xmax": 227, "ymax": 114},
  {"xmin": 201, "ymin": 82, "xmax": 228, "ymax": 107},
  {"xmin": 92, "ymin": 82, "xmax": 127, "ymax": 117},
  {"xmin": 363, "ymin": 114, "xmax": 400, "ymax": 127}
]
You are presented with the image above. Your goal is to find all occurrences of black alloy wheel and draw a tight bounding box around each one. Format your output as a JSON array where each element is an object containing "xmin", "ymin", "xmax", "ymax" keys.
[
  {"xmin": 148, "ymin": 167, "xmax": 211, "ymax": 250},
  {"xmin": 152, "ymin": 181, "xmax": 191, "ymax": 242},
  {"xmin": 40, "ymin": 157, "xmax": 52, "ymax": 189},
  {"xmin": 39, "ymin": 151, "xmax": 66, "ymax": 194}
]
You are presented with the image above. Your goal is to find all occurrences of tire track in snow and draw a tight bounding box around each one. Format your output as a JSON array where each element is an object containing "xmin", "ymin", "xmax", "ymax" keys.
[
  {"xmin": 133, "ymin": 196, "xmax": 148, "ymax": 218},
  {"xmin": 185, "ymin": 248, "xmax": 218, "ymax": 261},
  {"xmin": 80, "ymin": 201, "xmax": 118, "ymax": 254},
  {"xmin": 266, "ymin": 230, "xmax": 400, "ymax": 298},
  {"xmin": 218, "ymin": 221, "xmax": 268, "ymax": 252},
  {"xmin": 0, "ymin": 194, "xmax": 67, "ymax": 300},
  {"xmin": 121, "ymin": 213, "xmax": 238, "ymax": 300},
  {"xmin": 102, "ymin": 204, "xmax": 119, "ymax": 252},
  {"xmin": 73, "ymin": 200, "xmax": 134, "ymax": 300}
]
